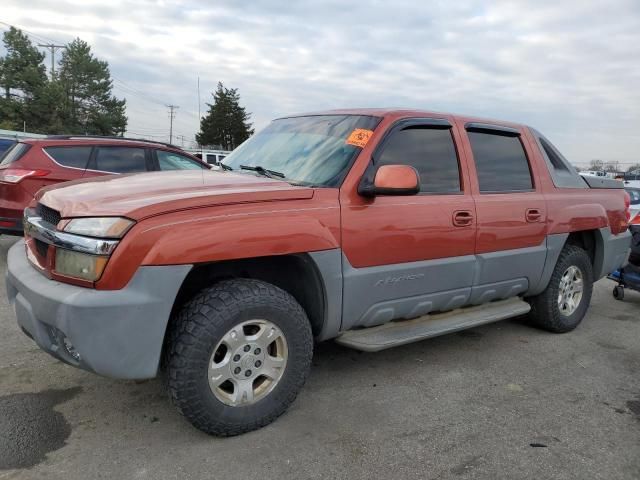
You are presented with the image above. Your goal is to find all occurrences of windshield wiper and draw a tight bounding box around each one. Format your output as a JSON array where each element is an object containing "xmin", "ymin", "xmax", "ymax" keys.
[
  {"xmin": 219, "ymin": 162, "xmax": 233, "ymax": 171},
  {"xmin": 240, "ymin": 164, "xmax": 285, "ymax": 179}
]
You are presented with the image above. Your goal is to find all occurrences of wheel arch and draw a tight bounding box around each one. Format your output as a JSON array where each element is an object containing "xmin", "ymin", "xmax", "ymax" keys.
[
  {"xmin": 529, "ymin": 229, "xmax": 594, "ymax": 296},
  {"xmin": 530, "ymin": 227, "xmax": 617, "ymax": 296},
  {"xmin": 565, "ymin": 230, "xmax": 596, "ymax": 265},
  {"xmin": 161, "ymin": 251, "xmax": 343, "ymax": 365}
]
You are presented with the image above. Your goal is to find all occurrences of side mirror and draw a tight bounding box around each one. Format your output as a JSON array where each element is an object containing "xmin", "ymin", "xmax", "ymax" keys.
[{"xmin": 359, "ymin": 164, "xmax": 420, "ymax": 197}]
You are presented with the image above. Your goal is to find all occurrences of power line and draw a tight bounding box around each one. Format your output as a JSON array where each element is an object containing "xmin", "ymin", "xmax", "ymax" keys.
[
  {"xmin": 112, "ymin": 78, "xmax": 167, "ymax": 106},
  {"xmin": 0, "ymin": 20, "xmax": 180, "ymax": 115},
  {"xmin": 1, "ymin": 20, "xmax": 198, "ymax": 141},
  {"xmin": 0, "ymin": 20, "xmax": 59, "ymax": 45}
]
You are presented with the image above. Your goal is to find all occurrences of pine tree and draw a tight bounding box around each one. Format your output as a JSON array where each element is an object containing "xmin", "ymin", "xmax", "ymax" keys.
[
  {"xmin": 57, "ymin": 38, "xmax": 127, "ymax": 135},
  {"xmin": 0, "ymin": 27, "xmax": 47, "ymax": 130},
  {"xmin": 196, "ymin": 82, "xmax": 254, "ymax": 150}
]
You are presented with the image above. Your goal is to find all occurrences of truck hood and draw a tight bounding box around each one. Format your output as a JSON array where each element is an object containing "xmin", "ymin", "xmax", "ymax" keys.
[{"xmin": 36, "ymin": 170, "xmax": 314, "ymax": 220}]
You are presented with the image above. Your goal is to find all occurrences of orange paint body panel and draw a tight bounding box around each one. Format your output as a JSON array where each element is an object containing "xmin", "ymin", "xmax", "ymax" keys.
[{"xmin": 97, "ymin": 188, "xmax": 340, "ymax": 290}]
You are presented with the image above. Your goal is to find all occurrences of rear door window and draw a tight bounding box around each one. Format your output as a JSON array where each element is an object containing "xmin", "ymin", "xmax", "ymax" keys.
[
  {"xmin": 467, "ymin": 131, "xmax": 533, "ymax": 192},
  {"xmin": 92, "ymin": 147, "xmax": 149, "ymax": 173},
  {"xmin": 44, "ymin": 146, "xmax": 92, "ymax": 169}
]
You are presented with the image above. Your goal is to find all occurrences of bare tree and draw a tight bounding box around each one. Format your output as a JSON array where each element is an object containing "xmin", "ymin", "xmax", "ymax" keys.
[
  {"xmin": 589, "ymin": 159, "xmax": 604, "ymax": 171},
  {"xmin": 604, "ymin": 160, "xmax": 620, "ymax": 173},
  {"xmin": 626, "ymin": 163, "xmax": 640, "ymax": 174}
]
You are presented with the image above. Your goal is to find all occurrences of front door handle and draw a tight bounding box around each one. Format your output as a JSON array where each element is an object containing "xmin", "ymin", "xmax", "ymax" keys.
[
  {"xmin": 453, "ymin": 210, "xmax": 474, "ymax": 227},
  {"xmin": 526, "ymin": 208, "xmax": 542, "ymax": 222}
]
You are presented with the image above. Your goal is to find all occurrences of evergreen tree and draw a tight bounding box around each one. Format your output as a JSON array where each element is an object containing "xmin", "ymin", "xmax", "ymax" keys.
[
  {"xmin": 0, "ymin": 27, "xmax": 46, "ymax": 99},
  {"xmin": 57, "ymin": 38, "xmax": 126, "ymax": 135},
  {"xmin": 196, "ymin": 82, "xmax": 253, "ymax": 150},
  {"xmin": 0, "ymin": 27, "xmax": 47, "ymax": 130},
  {"xmin": 0, "ymin": 28, "xmax": 127, "ymax": 135}
]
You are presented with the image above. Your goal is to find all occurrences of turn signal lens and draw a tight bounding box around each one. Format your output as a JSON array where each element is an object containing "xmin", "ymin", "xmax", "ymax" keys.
[
  {"xmin": 63, "ymin": 217, "xmax": 134, "ymax": 238},
  {"xmin": 54, "ymin": 249, "xmax": 109, "ymax": 281}
]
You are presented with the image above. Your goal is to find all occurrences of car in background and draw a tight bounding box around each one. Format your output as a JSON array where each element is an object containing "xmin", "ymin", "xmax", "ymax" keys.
[
  {"xmin": 0, "ymin": 136, "xmax": 209, "ymax": 235},
  {"xmin": 187, "ymin": 149, "xmax": 231, "ymax": 166},
  {"xmin": 627, "ymin": 186, "xmax": 640, "ymax": 224},
  {"xmin": 0, "ymin": 138, "xmax": 15, "ymax": 156},
  {"xmin": 580, "ymin": 170, "xmax": 614, "ymax": 179}
]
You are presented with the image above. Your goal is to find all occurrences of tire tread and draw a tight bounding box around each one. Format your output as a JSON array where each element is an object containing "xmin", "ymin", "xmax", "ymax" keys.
[
  {"xmin": 167, "ymin": 279, "xmax": 313, "ymax": 436},
  {"xmin": 528, "ymin": 244, "xmax": 593, "ymax": 333}
]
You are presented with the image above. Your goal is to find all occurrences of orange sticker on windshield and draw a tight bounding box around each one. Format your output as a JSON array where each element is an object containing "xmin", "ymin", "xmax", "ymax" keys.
[{"xmin": 346, "ymin": 128, "xmax": 374, "ymax": 148}]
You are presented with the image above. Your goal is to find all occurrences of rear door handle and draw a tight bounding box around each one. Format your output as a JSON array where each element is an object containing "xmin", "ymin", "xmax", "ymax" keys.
[
  {"xmin": 526, "ymin": 208, "xmax": 542, "ymax": 222},
  {"xmin": 453, "ymin": 210, "xmax": 474, "ymax": 227}
]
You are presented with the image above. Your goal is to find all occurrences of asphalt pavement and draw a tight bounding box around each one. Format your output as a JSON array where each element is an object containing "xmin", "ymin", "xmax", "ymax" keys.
[{"xmin": 0, "ymin": 236, "xmax": 638, "ymax": 479}]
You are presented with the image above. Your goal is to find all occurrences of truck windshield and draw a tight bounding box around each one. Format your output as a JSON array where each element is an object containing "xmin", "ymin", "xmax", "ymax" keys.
[{"xmin": 223, "ymin": 114, "xmax": 381, "ymax": 187}]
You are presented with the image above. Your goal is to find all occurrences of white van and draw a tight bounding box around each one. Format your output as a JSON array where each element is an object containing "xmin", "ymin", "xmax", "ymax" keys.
[
  {"xmin": 186, "ymin": 149, "xmax": 231, "ymax": 166},
  {"xmin": 580, "ymin": 170, "xmax": 609, "ymax": 178}
]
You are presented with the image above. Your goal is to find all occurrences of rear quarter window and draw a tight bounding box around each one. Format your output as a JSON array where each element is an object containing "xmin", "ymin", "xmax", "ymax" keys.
[
  {"xmin": 44, "ymin": 146, "xmax": 92, "ymax": 169},
  {"xmin": 530, "ymin": 127, "xmax": 586, "ymax": 189},
  {"xmin": 0, "ymin": 142, "xmax": 30, "ymax": 165},
  {"xmin": 0, "ymin": 139, "xmax": 15, "ymax": 157}
]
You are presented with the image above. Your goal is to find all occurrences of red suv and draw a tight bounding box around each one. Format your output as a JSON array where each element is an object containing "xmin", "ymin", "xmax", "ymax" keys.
[{"xmin": 0, "ymin": 136, "xmax": 209, "ymax": 235}]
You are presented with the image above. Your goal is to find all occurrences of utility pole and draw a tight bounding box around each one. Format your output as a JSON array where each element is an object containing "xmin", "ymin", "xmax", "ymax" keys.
[
  {"xmin": 38, "ymin": 44, "xmax": 65, "ymax": 80},
  {"xmin": 167, "ymin": 105, "xmax": 179, "ymax": 144}
]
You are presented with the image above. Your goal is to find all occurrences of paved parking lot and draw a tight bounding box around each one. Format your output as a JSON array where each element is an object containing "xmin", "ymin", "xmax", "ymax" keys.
[{"xmin": 0, "ymin": 235, "xmax": 638, "ymax": 480}]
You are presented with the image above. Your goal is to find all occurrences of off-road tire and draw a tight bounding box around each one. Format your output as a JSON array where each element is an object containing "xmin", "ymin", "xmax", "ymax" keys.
[
  {"xmin": 527, "ymin": 244, "xmax": 593, "ymax": 333},
  {"xmin": 167, "ymin": 279, "xmax": 313, "ymax": 436}
]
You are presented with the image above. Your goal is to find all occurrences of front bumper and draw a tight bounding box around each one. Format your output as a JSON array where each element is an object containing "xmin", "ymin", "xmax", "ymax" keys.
[{"xmin": 6, "ymin": 241, "xmax": 191, "ymax": 379}]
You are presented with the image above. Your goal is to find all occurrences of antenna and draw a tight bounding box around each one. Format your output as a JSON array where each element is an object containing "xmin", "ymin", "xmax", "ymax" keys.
[{"xmin": 197, "ymin": 76, "xmax": 201, "ymax": 122}]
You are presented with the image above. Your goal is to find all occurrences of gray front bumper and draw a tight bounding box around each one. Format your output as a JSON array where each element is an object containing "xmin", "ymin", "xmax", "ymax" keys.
[{"xmin": 6, "ymin": 241, "xmax": 191, "ymax": 379}]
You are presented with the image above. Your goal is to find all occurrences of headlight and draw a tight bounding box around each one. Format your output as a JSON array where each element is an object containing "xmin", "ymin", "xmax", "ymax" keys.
[
  {"xmin": 63, "ymin": 217, "xmax": 134, "ymax": 238},
  {"xmin": 55, "ymin": 249, "xmax": 109, "ymax": 281}
]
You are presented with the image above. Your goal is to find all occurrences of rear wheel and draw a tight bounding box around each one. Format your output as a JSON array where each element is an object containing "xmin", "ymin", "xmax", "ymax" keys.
[
  {"xmin": 167, "ymin": 279, "xmax": 313, "ymax": 436},
  {"xmin": 528, "ymin": 244, "xmax": 593, "ymax": 333}
]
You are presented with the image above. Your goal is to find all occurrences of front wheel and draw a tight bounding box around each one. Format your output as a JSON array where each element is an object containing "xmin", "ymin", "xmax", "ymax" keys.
[
  {"xmin": 167, "ymin": 279, "xmax": 313, "ymax": 436},
  {"xmin": 528, "ymin": 244, "xmax": 594, "ymax": 333}
]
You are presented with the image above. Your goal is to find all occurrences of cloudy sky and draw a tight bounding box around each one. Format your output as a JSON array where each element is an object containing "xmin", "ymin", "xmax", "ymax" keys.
[{"xmin": 2, "ymin": 0, "xmax": 639, "ymax": 166}]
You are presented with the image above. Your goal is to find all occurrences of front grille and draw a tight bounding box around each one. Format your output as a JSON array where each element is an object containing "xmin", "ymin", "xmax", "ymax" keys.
[
  {"xmin": 34, "ymin": 239, "xmax": 49, "ymax": 258},
  {"xmin": 36, "ymin": 203, "xmax": 61, "ymax": 227}
]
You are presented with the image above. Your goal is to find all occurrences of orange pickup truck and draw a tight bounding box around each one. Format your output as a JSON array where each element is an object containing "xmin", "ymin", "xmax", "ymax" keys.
[{"xmin": 7, "ymin": 109, "xmax": 631, "ymax": 436}]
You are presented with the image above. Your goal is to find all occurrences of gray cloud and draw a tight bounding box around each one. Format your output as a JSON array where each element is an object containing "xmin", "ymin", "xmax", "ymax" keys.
[{"xmin": 2, "ymin": 0, "xmax": 639, "ymax": 165}]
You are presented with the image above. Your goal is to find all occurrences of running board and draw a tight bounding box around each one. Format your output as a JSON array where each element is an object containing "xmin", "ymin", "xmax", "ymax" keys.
[{"xmin": 335, "ymin": 297, "xmax": 531, "ymax": 352}]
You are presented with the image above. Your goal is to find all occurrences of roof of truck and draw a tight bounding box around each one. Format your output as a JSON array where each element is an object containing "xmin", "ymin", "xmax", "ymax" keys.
[{"xmin": 281, "ymin": 108, "xmax": 526, "ymax": 130}]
